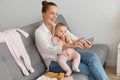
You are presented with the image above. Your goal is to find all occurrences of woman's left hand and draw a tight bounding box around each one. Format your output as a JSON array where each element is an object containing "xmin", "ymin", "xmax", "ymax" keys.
[{"xmin": 83, "ymin": 41, "xmax": 92, "ymax": 49}]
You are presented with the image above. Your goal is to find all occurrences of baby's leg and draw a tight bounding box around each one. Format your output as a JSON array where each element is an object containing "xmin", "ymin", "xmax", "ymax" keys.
[
  {"xmin": 72, "ymin": 51, "xmax": 81, "ymax": 72},
  {"xmin": 58, "ymin": 55, "xmax": 72, "ymax": 76}
]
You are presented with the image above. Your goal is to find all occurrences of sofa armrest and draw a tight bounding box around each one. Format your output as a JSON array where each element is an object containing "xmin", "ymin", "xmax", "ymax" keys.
[{"xmin": 79, "ymin": 44, "xmax": 109, "ymax": 66}]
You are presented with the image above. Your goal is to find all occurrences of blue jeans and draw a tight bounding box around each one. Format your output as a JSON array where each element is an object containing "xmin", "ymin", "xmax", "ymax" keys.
[{"xmin": 49, "ymin": 48, "xmax": 109, "ymax": 80}]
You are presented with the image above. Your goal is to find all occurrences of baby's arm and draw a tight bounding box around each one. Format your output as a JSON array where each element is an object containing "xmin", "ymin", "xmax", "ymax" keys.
[
  {"xmin": 65, "ymin": 36, "xmax": 73, "ymax": 43},
  {"xmin": 60, "ymin": 34, "xmax": 72, "ymax": 44}
]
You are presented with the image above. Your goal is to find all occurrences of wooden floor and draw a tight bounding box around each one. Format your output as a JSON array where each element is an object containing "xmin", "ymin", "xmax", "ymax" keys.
[{"xmin": 105, "ymin": 66, "xmax": 120, "ymax": 80}]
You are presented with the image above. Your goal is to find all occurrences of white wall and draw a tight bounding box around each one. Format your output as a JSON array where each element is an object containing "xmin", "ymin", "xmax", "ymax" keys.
[
  {"xmin": 0, "ymin": 0, "xmax": 41, "ymax": 31},
  {"xmin": 0, "ymin": 0, "xmax": 120, "ymax": 66}
]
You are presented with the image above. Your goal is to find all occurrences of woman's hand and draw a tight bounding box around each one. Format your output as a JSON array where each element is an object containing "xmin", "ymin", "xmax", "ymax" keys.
[
  {"xmin": 83, "ymin": 41, "xmax": 92, "ymax": 49},
  {"xmin": 70, "ymin": 38, "xmax": 85, "ymax": 49},
  {"xmin": 69, "ymin": 38, "xmax": 92, "ymax": 49}
]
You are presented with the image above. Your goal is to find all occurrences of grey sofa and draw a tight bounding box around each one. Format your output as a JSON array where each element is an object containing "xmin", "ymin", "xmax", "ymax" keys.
[{"xmin": 0, "ymin": 14, "xmax": 109, "ymax": 80}]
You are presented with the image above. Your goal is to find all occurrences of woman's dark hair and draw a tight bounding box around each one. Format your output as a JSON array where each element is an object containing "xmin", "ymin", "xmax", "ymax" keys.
[{"xmin": 42, "ymin": 1, "xmax": 57, "ymax": 12}]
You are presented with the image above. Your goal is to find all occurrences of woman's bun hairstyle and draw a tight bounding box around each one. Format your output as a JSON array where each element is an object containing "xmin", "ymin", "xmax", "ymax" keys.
[
  {"xmin": 41, "ymin": 0, "xmax": 57, "ymax": 12},
  {"xmin": 42, "ymin": 1, "xmax": 47, "ymax": 7}
]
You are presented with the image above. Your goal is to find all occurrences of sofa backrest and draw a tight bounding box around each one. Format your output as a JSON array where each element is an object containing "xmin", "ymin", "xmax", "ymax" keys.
[{"xmin": 0, "ymin": 14, "xmax": 68, "ymax": 80}]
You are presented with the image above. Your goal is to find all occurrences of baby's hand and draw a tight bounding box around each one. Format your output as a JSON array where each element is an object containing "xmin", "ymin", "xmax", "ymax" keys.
[
  {"xmin": 61, "ymin": 34, "xmax": 70, "ymax": 42},
  {"xmin": 60, "ymin": 35, "xmax": 66, "ymax": 41},
  {"xmin": 65, "ymin": 36, "xmax": 72, "ymax": 43}
]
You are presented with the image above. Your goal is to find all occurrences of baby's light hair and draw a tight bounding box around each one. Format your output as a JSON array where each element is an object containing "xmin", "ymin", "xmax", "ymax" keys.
[{"xmin": 55, "ymin": 22, "xmax": 67, "ymax": 31}]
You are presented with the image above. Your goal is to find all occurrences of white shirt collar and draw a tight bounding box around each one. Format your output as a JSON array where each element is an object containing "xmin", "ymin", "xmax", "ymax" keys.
[
  {"xmin": 42, "ymin": 22, "xmax": 50, "ymax": 33},
  {"xmin": 41, "ymin": 22, "xmax": 56, "ymax": 36}
]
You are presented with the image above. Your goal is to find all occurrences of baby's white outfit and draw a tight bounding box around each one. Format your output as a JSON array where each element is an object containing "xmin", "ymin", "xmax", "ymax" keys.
[{"xmin": 0, "ymin": 29, "xmax": 34, "ymax": 76}]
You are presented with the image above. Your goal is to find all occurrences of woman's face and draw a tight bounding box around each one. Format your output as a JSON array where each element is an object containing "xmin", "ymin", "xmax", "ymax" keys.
[
  {"xmin": 42, "ymin": 6, "xmax": 58, "ymax": 25},
  {"xmin": 55, "ymin": 26, "xmax": 67, "ymax": 38}
]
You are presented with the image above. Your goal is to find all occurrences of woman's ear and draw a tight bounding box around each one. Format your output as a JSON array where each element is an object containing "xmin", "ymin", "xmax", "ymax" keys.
[{"xmin": 42, "ymin": 12, "xmax": 45, "ymax": 17}]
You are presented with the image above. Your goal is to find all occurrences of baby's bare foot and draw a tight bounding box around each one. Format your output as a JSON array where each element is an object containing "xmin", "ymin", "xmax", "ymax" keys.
[
  {"xmin": 72, "ymin": 67, "xmax": 80, "ymax": 72},
  {"xmin": 29, "ymin": 67, "xmax": 35, "ymax": 73},
  {"xmin": 65, "ymin": 70, "xmax": 72, "ymax": 76},
  {"xmin": 22, "ymin": 68, "xmax": 29, "ymax": 76}
]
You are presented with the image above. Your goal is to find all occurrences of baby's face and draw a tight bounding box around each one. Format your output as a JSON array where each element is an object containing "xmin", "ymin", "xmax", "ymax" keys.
[{"xmin": 55, "ymin": 26, "xmax": 67, "ymax": 38}]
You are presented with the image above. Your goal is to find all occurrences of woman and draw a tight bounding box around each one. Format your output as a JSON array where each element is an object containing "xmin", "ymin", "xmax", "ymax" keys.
[{"xmin": 35, "ymin": 1, "xmax": 109, "ymax": 80}]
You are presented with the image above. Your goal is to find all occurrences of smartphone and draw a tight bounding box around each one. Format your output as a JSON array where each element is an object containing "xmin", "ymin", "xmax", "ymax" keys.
[{"xmin": 84, "ymin": 37, "xmax": 94, "ymax": 43}]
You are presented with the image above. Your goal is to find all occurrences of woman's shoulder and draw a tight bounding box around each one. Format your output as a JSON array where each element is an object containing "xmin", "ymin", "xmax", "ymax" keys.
[
  {"xmin": 35, "ymin": 25, "xmax": 44, "ymax": 36},
  {"xmin": 35, "ymin": 23, "xmax": 44, "ymax": 32}
]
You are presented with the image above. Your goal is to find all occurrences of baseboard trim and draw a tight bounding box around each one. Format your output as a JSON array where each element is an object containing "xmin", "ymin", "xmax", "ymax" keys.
[{"xmin": 106, "ymin": 60, "xmax": 116, "ymax": 67}]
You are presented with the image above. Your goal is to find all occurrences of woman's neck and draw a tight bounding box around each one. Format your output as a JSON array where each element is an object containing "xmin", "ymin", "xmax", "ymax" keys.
[{"xmin": 44, "ymin": 22, "xmax": 53, "ymax": 34}]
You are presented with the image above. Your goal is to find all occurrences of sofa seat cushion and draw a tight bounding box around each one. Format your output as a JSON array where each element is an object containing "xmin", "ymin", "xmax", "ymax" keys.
[{"xmin": 72, "ymin": 74, "xmax": 89, "ymax": 80}]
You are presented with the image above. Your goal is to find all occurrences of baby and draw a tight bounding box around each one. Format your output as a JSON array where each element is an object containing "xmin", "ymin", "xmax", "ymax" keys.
[{"xmin": 52, "ymin": 22, "xmax": 81, "ymax": 76}]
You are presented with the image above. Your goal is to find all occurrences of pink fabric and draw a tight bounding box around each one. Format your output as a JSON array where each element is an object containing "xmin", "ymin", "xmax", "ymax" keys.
[
  {"xmin": 52, "ymin": 36, "xmax": 81, "ymax": 76},
  {"xmin": 0, "ymin": 28, "xmax": 34, "ymax": 76},
  {"xmin": 60, "ymin": 76, "xmax": 74, "ymax": 80}
]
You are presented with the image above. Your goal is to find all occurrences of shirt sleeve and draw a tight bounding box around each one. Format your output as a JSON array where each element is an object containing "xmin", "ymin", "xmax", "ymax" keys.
[{"xmin": 35, "ymin": 28, "xmax": 62, "ymax": 55}]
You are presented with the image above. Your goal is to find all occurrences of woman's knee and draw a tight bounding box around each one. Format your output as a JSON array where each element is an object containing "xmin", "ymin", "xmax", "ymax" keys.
[
  {"xmin": 87, "ymin": 52, "xmax": 99, "ymax": 60},
  {"xmin": 87, "ymin": 52, "xmax": 101, "ymax": 66},
  {"xmin": 88, "ymin": 52, "xmax": 97, "ymax": 57}
]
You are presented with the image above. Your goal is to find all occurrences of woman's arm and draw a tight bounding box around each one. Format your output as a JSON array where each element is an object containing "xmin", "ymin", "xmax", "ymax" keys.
[
  {"xmin": 62, "ymin": 38, "xmax": 85, "ymax": 50},
  {"xmin": 62, "ymin": 30, "xmax": 92, "ymax": 50}
]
